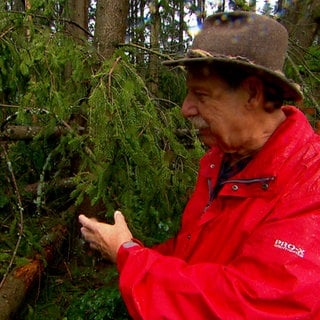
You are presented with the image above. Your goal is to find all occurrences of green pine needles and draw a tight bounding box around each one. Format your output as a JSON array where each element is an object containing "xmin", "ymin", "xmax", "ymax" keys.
[{"xmin": 73, "ymin": 53, "xmax": 203, "ymax": 244}]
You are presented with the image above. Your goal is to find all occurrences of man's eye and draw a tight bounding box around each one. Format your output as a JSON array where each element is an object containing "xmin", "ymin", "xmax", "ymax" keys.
[{"xmin": 195, "ymin": 92, "xmax": 207, "ymax": 98}]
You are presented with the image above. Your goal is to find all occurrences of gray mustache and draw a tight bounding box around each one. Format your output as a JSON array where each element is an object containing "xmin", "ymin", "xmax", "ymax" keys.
[{"xmin": 188, "ymin": 116, "xmax": 209, "ymax": 129}]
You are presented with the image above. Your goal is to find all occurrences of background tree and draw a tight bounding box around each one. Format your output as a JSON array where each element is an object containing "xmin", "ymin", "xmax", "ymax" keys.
[
  {"xmin": 95, "ymin": 0, "xmax": 130, "ymax": 58},
  {"xmin": 65, "ymin": 0, "xmax": 90, "ymax": 41},
  {"xmin": 149, "ymin": 0, "xmax": 161, "ymax": 95},
  {"xmin": 277, "ymin": 0, "xmax": 320, "ymax": 110}
]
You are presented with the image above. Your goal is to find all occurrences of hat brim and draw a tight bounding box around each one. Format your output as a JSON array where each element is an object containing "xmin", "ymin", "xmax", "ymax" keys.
[{"xmin": 163, "ymin": 56, "xmax": 303, "ymax": 102}]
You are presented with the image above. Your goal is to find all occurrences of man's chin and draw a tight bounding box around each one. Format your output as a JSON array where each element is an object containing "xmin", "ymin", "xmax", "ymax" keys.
[
  {"xmin": 197, "ymin": 129, "xmax": 217, "ymax": 147},
  {"xmin": 197, "ymin": 127, "xmax": 212, "ymax": 136}
]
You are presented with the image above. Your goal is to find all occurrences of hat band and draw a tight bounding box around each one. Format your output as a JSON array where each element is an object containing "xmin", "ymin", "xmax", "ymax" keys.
[
  {"xmin": 187, "ymin": 49, "xmax": 286, "ymax": 76},
  {"xmin": 187, "ymin": 49, "xmax": 214, "ymax": 58},
  {"xmin": 188, "ymin": 48, "xmax": 253, "ymax": 64}
]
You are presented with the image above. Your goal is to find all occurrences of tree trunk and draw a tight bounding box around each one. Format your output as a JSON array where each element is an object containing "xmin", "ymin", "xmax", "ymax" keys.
[
  {"xmin": 12, "ymin": 0, "xmax": 25, "ymax": 11},
  {"xmin": 178, "ymin": 0, "xmax": 184, "ymax": 52},
  {"xmin": 0, "ymin": 259, "xmax": 42, "ymax": 320},
  {"xmin": 94, "ymin": 0, "xmax": 130, "ymax": 59},
  {"xmin": 0, "ymin": 218, "xmax": 71, "ymax": 320},
  {"xmin": 280, "ymin": 0, "xmax": 320, "ymax": 49},
  {"xmin": 136, "ymin": 0, "xmax": 146, "ymax": 69},
  {"xmin": 196, "ymin": 0, "xmax": 206, "ymax": 25},
  {"xmin": 66, "ymin": 0, "xmax": 89, "ymax": 41},
  {"xmin": 279, "ymin": 0, "xmax": 320, "ymax": 105},
  {"xmin": 149, "ymin": 0, "xmax": 161, "ymax": 96},
  {"xmin": 64, "ymin": 0, "xmax": 90, "ymax": 80}
]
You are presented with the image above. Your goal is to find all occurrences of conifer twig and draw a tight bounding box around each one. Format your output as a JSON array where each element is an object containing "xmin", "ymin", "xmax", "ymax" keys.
[
  {"xmin": 0, "ymin": 144, "xmax": 24, "ymax": 290},
  {"xmin": 108, "ymin": 56, "xmax": 122, "ymax": 99},
  {"xmin": 1, "ymin": 10, "xmax": 93, "ymax": 38},
  {"xmin": 0, "ymin": 103, "xmax": 20, "ymax": 108},
  {"xmin": 118, "ymin": 43, "xmax": 172, "ymax": 60},
  {"xmin": 286, "ymin": 55, "xmax": 319, "ymax": 110},
  {"xmin": 0, "ymin": 26, "xmax": 14, "ymax": 40}
]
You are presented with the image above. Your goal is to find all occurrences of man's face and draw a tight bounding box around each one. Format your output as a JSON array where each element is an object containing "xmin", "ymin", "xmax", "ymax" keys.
[{"xmin": 181, "ymin": 68, "xmax": 250, "ymax": 151}]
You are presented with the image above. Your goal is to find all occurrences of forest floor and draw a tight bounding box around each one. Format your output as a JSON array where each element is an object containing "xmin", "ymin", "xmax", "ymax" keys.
[{"xmin": 1, "ymin": 216, "xmax": 130, "ymax": 320}]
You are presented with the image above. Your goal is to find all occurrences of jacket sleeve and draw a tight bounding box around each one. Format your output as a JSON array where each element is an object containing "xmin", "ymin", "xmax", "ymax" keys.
[{"xmin": 117, "ymin": 195, "xmax": 320, "ymax": 320}]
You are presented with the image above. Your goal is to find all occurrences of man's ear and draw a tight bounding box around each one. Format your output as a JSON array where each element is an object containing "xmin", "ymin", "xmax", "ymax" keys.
[{"xmin": 242, "ymin": 76, "xmax": 264, "ymax": 108}]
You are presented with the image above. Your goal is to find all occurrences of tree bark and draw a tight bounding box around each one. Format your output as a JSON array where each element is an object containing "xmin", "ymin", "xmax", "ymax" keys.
[
  {"xmin": 279, "ymin": 0, "xmax": 320, "ymax": 105},
  {"xmin": 12, "ymin": 0, "xmax": 25, "ymax": 11},
  {"xmin": 149, "ymin": 0, "xmax": 161, "ymax": 95},
  {"xmin": 66, "ymin": 0, "xmax": 89, "ymax": 41},
  {"xmin": 94, "ymin": 0, "xmax": 130, "ymax": 59},
  {"xmin": 0, "ymin": 125, "xmax": 85, "ymax": 140},
  {"xmin": 0, "ymin": 125, "xmax": 64, "ymax": 140},
  {"xmin": 178, "ymin": 0, "xmax": 184, "ymax": 52},
  {"xmin": 0, "ymin": 260, "xmax": 42, "ymax": 320},
  {"xmin": 279, "ymin": 0, "xmax": 320, "ymax": 49},
  {"xmin": 0, "ymin": 218, "xmax": 71, "ymax": 320},
  {"xmin": 24, "ymin": 178, "xmax": 75, "ymax": 194}
]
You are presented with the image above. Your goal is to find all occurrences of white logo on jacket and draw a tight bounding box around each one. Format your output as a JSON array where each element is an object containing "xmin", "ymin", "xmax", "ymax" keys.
[{"xmin": 274, "ymin": 239, "xmax": 305, "ymax": 258}]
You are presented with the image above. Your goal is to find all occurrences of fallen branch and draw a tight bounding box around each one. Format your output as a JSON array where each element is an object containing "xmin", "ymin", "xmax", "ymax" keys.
[
  {"xmin": 0, "ymin": 125, "xmax": 84, "ymax": 140},
  {"xmin": 24, "ymin": 177, "xmax": 75, "ymax": 194},
  {"xmin": 0, "ymin": 206, "xmax": 75, "ymax": 320}
]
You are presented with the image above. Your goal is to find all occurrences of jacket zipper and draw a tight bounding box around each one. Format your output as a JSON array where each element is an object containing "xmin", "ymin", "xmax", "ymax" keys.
[
  {"xmin": 220, "ymin": 176, "xmax": 276, "ymax": 186},
  {"xmin": 204, "ymin": 176, "xmax": 276, "ymax": 213}
]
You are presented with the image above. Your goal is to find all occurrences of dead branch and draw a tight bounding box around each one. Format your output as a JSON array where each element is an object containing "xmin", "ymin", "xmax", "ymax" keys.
[
  {"xmin": 0, "ymin": 125, "xmax": 84, "ymax": 140},
  {"xmin": 24, "ymin": 178, "xmax": 75, "ymax": 194},
  {"xmin": 0, "ymin": 206, "xmax": 75, "ymax": 320},
  {"xmin": 118, "ymin": 42, "xmax": 173, "ymax": 60}
]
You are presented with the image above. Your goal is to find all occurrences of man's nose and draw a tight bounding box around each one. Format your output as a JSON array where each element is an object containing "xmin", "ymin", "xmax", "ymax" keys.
[{"xmin": 181, "ymin": 95, "xmax": 198, "ymax": 118}]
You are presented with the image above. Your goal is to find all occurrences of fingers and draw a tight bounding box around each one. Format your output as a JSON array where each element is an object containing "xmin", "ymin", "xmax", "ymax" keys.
[
  {"xmin": 78, "ymin": 214, "xmax": 91, "ymax": 228},
  {"xmin": 79, "ymin": 215, "xmax": 100, "ymax": 235},
  {"xmin": 78, "ymin": 210, "xmax": 133, "ymax": 262},
  {"xmin": 79, "ymin": 212, "xmax": 121, "ymax": 227},
  {"xmin": 79, "ymin": 215, "xmax": 98, "ymax": 244},
  {"xmin": 89, "ymin": 241, "xmax": 99, "ymax": 250},
  {"xmin": 80, "ymin": 225, "xmax": 94, "ymax": 243},
  {"xmin": 79, "ymin": 210, "xmax": 127, "ymax": 241}
]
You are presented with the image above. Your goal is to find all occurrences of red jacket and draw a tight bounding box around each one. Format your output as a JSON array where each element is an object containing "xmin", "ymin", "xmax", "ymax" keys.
[{"xmin": 117, "ymin": 106, "xmax": 320, "ymax": 319}]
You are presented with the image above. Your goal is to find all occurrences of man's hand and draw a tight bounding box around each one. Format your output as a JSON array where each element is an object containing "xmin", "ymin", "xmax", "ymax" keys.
[{"xmin": 79, "ymin": 211, "xmax": 133, "ymax": 263}]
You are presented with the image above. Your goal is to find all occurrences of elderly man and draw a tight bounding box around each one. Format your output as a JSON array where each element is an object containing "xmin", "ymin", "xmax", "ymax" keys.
[{"xmin": 79, "ymin": 11, "xmax": 320, "ymax": 319}]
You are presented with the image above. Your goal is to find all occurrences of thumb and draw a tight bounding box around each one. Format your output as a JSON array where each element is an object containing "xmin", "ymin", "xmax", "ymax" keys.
[
  {"xmin": 114, "ymin": 210, "xmax": 133, "ymax": 242},
  {"xmin": 114, "ymin": 210, "xmax": 125, "ymax": 224},
  {"xmin": 79, "ymin": 214, "xmax": 90, "ymax": 227}
]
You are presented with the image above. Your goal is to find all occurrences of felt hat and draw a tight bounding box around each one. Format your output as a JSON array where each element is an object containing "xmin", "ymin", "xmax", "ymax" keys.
[{"xmin": 163, "ymin": 11, "xmax": 302, "ymax": 101}]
